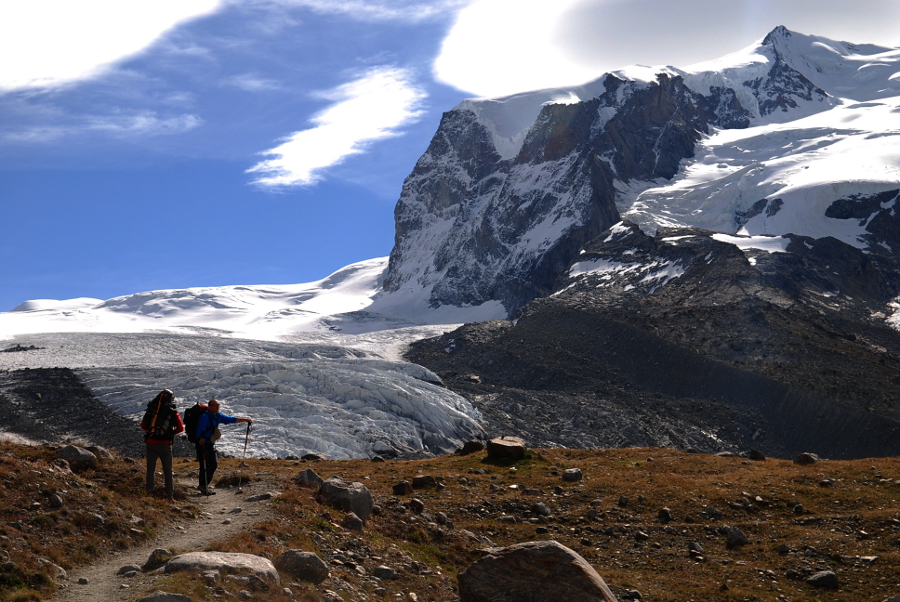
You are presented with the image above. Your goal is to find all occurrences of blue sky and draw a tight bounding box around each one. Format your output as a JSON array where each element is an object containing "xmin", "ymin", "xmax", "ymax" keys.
[{"xmin": 2, "ymin": 0, "xmax": 899, "ymax": 311}]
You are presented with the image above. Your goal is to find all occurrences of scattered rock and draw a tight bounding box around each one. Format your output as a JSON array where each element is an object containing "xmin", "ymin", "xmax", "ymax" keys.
[
  {"xmin": 341, "ymin": 512, "xmax": 364, "ymax": 532},
  {"xmin": 37, "ymin": 558, "xmax": 67, "ymax": 581},
  {"xmin": 145, "ymin": 549, "xmax": 173, "ymax": 572},
  {"xmin": 371, "ymin": 455, "xmax": 386, "ymax": 462},
  {"xmin": 393, "ymin": 481, "xmax": 414, "ymax": 495},
  {"xmin": 806, "ymin": 570, "xmax": 839, "ymax": 589},
  {"xmin": 458, "ymin": 440, "xmax": 485, "ymax": 455},
  {"xmin": 56, "ymin": 445, "xmax": 98, "ymax": 471},
  {"xmin": 117, "ymin": 564, "xmax": 142, "ymax": 575},
  {"xmin": 748, "ymin": 449, "xmax": 766, "ymax": 461},
  {"xmin": 318, "ymin": 477, "xmax": 374, "ymax": 521},
  {"xmin": 457, "ymin": 540, "xmax": 618, "ymax": 602},
  {"xmin": 486, "ymin": 436, "xmax": 527, "ymax": 460},
  {"xmin": 302, "ymin": 453, "xmax": 327, "ymax": 462},
  {"xmin": 86, "ymin": 445, "xmax": 113, "ymax": 460},
  {"xmin": 245, "ymin": 492, "xmax": 277, "ymax": 502},
  {"xmin": 412, "ymin": 475, "xmax": 437, "ymax": 489},
  {"xmin": 373, "ymin": 565, "xmax": 400, "ymax": 580},
  {"xmin": 273, "ymin": 550, "xmax": 329, "ymax": 585},
  {"xmin": 409, "ymin": 499, "xmax": 425, "ymax": 514},
  {"xmin": 296, "ymin": 468, "xmax": 324, "ymax": 489},
  {"xmin": 134, "ymin": 592, "xmax": 195, "ymax": 602},
  {"xmin": 794, "ymin": 452, "xmax": 821, "ymax": 465},
  {"xmin": 561, "ymin": 468, "xmax": 583, "ymax": 482},
  {"xmin": 725, "ymin": 527, "xmax": 749, "ymax": 549},
  {"xmin": 201, "ymin": 570, "xmax": 220, "ymax": 585},
  {"xmin": 658, "ymin": 507, "xmax": 673, "ymax": 523},
  {"xmin": 531, "ymin": 502, "xmax": 552, "ymax": 517}
]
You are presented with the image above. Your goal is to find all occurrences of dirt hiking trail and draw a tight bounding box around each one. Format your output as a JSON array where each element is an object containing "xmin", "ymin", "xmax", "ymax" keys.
[{"xmin": 52, "ymin": 473, "xmax": 278, "ymax": 602}]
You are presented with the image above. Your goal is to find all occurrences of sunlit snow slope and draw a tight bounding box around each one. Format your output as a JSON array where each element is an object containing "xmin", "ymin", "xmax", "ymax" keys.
[
  {"xmin": 0, "ymin": 259, "xmax": 496, "ymax": 459},
  {"xmin": 623, "ymin": 28, "xmax": 900, "ymax": 244}
]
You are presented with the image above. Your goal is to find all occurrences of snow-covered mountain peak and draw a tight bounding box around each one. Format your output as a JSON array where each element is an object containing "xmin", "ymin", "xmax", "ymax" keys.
[
  {"xmin": 687, "ymin": 25, "xmax": 900, "ymax": 105},
  {"xmin": 453, "ymin": 26, "xmax": 892, "ymax": 163}
]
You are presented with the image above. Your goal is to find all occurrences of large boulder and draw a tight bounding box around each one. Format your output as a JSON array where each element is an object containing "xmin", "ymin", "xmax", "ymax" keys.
[
  {"xmin": 164, "ymin": 552, "xmax": 279, "ymax": 585},
  {"xmin": 318, "ymin": 477, "xmax": 374, "ymax": 521},
  {"xmin": 486, "ymin": 436, "xmax": 527, "ymax": 460},
  {"xmin": 273, "ymin": 550, "xmax": 329, "ymax": 584},
  {"xmin": 457, "ymin": 540, "xmax": 618, "ymax": 602},
  {"xmin": 56, "ymin": 445, "xmax": 98, "ymax": 471}
]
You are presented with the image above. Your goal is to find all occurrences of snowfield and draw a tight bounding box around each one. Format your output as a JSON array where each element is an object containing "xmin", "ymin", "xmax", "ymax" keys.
[{"xmin": 0, "ymin": 259, "xmax": 492, "ymax": 460}]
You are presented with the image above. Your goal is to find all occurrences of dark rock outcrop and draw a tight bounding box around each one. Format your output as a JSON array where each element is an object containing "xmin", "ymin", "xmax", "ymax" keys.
[{"xmin": 385, "ymin": 73, "xmax": 720, "ymax": 313}]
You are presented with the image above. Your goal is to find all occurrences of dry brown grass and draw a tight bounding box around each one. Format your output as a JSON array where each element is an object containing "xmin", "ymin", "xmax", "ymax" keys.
[
  {"xmin": 216, "ymin": 449, "xmax": 900, "ymax": 601},
  {"xmin": 0, "ymin": 440, "xmax": 196, "ymax": 602},
  {"xmin": 2, "ymin": 441, "xmax": 899, "ymax": 601}
]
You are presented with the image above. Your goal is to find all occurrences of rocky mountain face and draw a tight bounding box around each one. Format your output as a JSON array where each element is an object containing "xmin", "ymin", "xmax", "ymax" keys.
[
  {"xmin": 393, "ymin": 27, "xmax": 900, "ymax": 459},
  {"xmin": 384, "ymin": 72, "xmax": 742, "ymax": 311}
]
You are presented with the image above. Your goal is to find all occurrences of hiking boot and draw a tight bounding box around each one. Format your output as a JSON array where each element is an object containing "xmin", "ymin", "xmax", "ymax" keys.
[{"xmin": 201, "ymin": 489, "xmax": 216, "ymax": 496}]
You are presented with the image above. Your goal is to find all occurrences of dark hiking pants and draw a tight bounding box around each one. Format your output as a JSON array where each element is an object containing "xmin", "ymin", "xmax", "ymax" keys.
[
  {"xmin": 196, "ymin": 442, "xmax": 217, "ymax": 492},
  {"xmin": 146, "ymin": 442, "xmax": 174, "ymax": 498}
]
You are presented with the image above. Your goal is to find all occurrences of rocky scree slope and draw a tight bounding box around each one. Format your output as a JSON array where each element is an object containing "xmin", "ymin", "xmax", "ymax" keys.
[{"xmin": 407, "ymin": 221, "xmax": 900, "ymax": 460}]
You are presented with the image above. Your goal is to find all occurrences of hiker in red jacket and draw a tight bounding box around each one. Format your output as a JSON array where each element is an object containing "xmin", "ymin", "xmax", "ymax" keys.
[{"xmin": 141, "ymin": 389, "xmax": 185, "ymax": 501}]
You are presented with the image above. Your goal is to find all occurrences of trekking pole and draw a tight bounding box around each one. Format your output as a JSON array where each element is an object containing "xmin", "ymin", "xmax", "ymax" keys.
[{"xmin": 237, "ymin": 423, "xmax": 251, "ymax": 494}]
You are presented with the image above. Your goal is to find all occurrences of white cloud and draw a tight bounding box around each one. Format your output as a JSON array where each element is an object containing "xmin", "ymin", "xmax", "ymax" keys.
[
  {"xmin": 247, "ymin": 67, "xmax": 426, "ymax": 187},
  {"xmin": 433, "ymin": 0, "xmax": 595, "ymax": 98},
  {"xmin": 0, "ymin": 0, "xmax": 223, "ymax": 92}
]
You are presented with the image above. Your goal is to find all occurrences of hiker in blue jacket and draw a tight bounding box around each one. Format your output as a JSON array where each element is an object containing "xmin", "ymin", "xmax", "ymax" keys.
[{"xmin": 195, "ymin": 398, "xmax": 252, "ymax": 495}]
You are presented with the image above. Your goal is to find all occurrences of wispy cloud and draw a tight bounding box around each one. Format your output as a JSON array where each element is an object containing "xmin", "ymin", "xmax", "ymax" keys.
[
  {"xmin": 223, "ymin": 73, "xmax": 282, "ymax": 92},
  {"xmin": 260, "ymin": 0, "xmax": 471, "ymax": 23},
  {"xmin": 247, "ymin": 67, "xmax": 426, "ymax": 188},
  {"xmin": 4, "ymin": 112, "xmax": 202, "ymax": 143}
]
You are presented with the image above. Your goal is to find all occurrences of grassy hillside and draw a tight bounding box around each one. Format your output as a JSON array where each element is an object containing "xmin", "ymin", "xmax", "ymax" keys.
[{"xmin": 1, "ymin": 440, "xmax": 898, "ymax": 601}]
